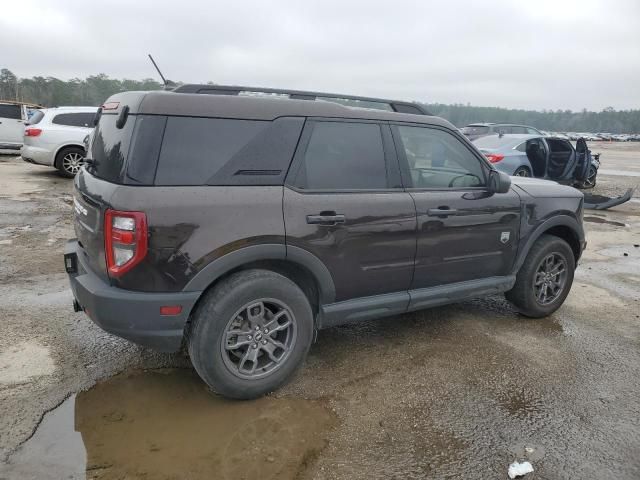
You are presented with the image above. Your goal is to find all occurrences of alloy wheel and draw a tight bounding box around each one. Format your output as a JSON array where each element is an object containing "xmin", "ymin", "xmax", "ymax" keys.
[
  {"xmin": 62, "ymin": 152, "xmax": 84, "ymax": 175},
  {"xmin": 220, "ymin": 299, "xmax": 297, "ymax": 379},
  {"xmin": 583, "ymin": 166, "xmax": 597, "ymax": 188},
  {"xmin": 533, "ymin": 253, "xmax": 568, "ymax": 305}
]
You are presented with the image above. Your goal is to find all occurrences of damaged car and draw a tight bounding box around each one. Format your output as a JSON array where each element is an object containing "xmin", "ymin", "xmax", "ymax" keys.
[{"xmin": 473, "ymin": 134, "xmax": 598, "ymax": 189}]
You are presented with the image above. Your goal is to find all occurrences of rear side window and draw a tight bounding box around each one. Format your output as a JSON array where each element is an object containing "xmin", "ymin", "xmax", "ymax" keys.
[
  {"xmin": 154, "ymin": 117, "xmax": 268, "ymax": 186},
  {"xmin": 52, "ymin": 112, "xmax": 96, "ymax": 127},
  {"xmin": 0, "ymin": 104, "xmax": 21, "ymax": 120},
  {"xmin": 293, "ymin": 121, "xmax": 387, "ymax": 190}
]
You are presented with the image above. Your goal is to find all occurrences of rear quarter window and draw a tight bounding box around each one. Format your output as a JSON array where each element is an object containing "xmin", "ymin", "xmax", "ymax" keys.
[{"xmin": 154, "ymin": 116, "xmax": 304, "ymax": 186}]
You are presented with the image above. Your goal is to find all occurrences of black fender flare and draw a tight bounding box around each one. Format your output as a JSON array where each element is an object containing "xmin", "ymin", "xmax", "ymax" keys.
[
  {"xmin": 182, "ymin": 244, "xmax": 336, "ymax": 304},
  {"xmin": 512, "ymin": 215, "xmax": 585, "ymax": 273}
]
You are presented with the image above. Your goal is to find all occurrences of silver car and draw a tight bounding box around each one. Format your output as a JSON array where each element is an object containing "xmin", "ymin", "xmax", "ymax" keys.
[
  {"xmin": 21, "ymin": 106, "xmax": 97, "ymax": 177},
  {"xmin": 473, "ymin": 134, "xmax": 598, "ymax": 188}
]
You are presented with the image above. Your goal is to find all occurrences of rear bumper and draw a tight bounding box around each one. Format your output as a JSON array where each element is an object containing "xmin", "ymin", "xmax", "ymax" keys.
[
  {"xmin": 64, "ymin": 240, "xmax": 201, "ymax": 352},
  {"xmin": 21, "ymin": 145, "xmax": 54, "ymax": 166}
]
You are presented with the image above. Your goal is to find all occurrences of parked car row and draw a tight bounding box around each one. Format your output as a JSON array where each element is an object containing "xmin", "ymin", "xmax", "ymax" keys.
[{"xmin": 0, "ymin": 101, "xmax": 97, "ymax": 177}]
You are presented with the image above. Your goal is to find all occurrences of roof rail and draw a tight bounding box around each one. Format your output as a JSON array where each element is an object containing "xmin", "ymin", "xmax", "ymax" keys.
[
  {"xmin": 172, "ymin": 84, "xmax": 431, "ymax": 116},
  {"xmin": 0, "ymin": 99, "xmax": 43, "ymax": 109}
]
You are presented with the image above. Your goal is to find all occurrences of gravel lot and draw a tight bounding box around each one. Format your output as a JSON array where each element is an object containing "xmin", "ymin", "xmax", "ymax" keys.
[{"xmin": 1, "ymin": 145, "xmax": 639, "ymax": 480}]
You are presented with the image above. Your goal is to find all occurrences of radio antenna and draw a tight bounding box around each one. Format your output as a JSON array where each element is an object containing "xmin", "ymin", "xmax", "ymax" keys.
[{"xmin": 148, "ymin": 54, "xmax": 169, "ymax": 87}]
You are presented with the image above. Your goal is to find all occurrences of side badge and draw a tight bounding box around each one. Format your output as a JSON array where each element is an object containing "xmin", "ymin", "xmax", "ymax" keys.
[{"xmin": 500, "ymin": 231, "xmax": 511, "ymax": 244}]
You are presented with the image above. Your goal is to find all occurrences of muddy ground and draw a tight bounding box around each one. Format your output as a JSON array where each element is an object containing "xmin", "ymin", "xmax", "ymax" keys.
[{"xmin": 0, "ymin": 146, "xmax": 639, "ymax": 479}]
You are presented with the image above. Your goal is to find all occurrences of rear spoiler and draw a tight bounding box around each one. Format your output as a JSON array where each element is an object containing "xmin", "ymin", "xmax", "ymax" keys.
[{"xmin": 584, "ymin": 188, "xmax": 635, "ymax": 210}]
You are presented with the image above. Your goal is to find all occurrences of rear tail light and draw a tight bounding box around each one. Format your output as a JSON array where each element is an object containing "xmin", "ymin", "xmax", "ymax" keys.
[
  {"xmin": 25, "ymin": 128, "xmax": 42, "ymax": 137},
  {"xmin": 486, "ymin": 154, "xmax": 505, "ymax": 163},
  {"xmin": 104, "ymin": 210, "xmax": 148, "ymax": 276}
]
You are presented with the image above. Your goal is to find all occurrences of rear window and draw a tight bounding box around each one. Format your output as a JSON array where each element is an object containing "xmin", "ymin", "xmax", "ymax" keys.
[
  {"xmin": 26, "ymin": 110, "xmax": 45, "ymax": 125},
  {"xmin": 473, "ymin": 135, "xmax": 521, "ymax": 149},
  {"xmin": 88, "ymin": 113, "xmax": 136, "ymax": 183},
  {"xmin": 461, "ymin": 125, "xmax": 489, "ymax": 135},
  {"xmin": 52, "ymin": 112, "xmax": 96, "ymax": 127},
  {"xmin": 0, "ymin": 104, "xmax": 21, "ymax": 120}
]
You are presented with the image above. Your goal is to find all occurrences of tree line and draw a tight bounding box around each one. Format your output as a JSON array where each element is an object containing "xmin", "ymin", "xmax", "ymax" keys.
[{"xmin": 2, "ymin": 68, "xmax": 639, "ymax": 133}]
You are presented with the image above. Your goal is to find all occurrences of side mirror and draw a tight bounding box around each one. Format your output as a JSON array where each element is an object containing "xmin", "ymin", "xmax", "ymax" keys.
[{"xmin": 488, "ymin": 170, "xmax": 511, "ymax": 194}]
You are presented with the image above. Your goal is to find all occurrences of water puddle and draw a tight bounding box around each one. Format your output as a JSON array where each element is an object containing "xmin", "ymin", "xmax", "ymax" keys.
[
  {"xmin": 583, "ymin": 216, "xmax": 627, "ymax": 227},
  {"xmin": 5, "ymin": 369, "xmax": 336, "ymax": 480},
  {"xmin": 498, "ymin": 388, "xmax": 545, "ymax": 419}
]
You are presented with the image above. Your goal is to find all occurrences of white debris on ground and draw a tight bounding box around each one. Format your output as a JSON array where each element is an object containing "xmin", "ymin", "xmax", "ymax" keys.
[{"xmin": 508, "ymin": 461, "xmax": 534, "ymax": 479}]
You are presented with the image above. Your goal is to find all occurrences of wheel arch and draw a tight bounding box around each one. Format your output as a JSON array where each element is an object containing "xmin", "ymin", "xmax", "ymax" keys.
[
  {"xmin": 183, "ymin": 244, "xmax": 335, "ymax": 324},
  {"xmin": 53, "ymin": 143, "xmax": 85, "ymax": 168},
  {"xmin": 513, "ymin": 216, "xmax": 584, "ymax": 273}
]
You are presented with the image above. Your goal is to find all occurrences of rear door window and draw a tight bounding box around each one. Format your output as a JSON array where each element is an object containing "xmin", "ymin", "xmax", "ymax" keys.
[
  {"xmin": 52, "ymin": 112, "xmax": 96, "ymax": 127},
  {"xmin": 291, "ymin": 121, "xmax": 388, "ymax": 190},
  {"xmin": 0, "ymin": 104, "xmax": 21, "ymax": 120}
]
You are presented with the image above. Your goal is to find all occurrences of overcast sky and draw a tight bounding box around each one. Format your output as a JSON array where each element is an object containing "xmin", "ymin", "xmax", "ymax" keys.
[{"xmin": 2, "ymin": 0, "xmax": 639, "ymax": 111}]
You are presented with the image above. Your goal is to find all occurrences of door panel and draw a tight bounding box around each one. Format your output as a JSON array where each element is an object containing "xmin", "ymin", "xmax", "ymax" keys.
[
  {"xmin": 410, "ymin": 190, "xmax": 521, "ymax": 289},
  {"xmin": 283, "ymin": 119, "xmax": 416, "ymax": 302},
  {"xmin": 284, "ymin": 188, "xmax": 416, "ymax": 301},
  {"xmin": 391, "ymin": 123, "xmax": 521, "ymax": 290}
]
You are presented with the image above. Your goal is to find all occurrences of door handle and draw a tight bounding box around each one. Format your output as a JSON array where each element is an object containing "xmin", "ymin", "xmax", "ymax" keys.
[
  {"xmin": 306, "ymin": 213, "xmax": 346, "ymax": 225},
  {"xmin": 427, "ymin": 208, "xmax": 458, "ymax": 217}
]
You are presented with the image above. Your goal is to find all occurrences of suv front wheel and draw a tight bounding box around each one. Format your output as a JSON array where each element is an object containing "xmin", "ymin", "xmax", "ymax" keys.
[
  {"xmin": 187, "ymin": 269, "xmax": 314, "ymax": 399},
  {"xmin": 506, "ymin": 234, "xmax": 575, "ymax": 318}
]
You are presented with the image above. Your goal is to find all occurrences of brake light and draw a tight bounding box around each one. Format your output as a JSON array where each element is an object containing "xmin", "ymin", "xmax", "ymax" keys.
[
  {"xmin": 104, "ymin": 210, "xmax": 148, "ymax": 277},
  {"xmin": 25, "ymin": 128, "xmax": 42, "ymax": 137},
  {"xmin": 486, "ymin": 154, "xmax": 505, "ymax": 163}
]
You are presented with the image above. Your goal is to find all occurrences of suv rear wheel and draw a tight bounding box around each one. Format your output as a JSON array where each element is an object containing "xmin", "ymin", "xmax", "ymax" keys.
[
  {"xmin": 187, "ymin": 269, "xmax": 314, "ymax": 399},
  {"xmin": 56, "ymin": 146, "xmax": 85, "ymax": 178},
  {"xmin": 506, "ymin": 234, "xmax": 575, "ymax": 318}
]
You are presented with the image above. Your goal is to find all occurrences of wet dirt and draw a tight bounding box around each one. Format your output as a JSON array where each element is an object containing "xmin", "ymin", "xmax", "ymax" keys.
[
  {"xmin": 4, "ymin": 369, "xmax": 336, "ymax": 480},
  {"xmin": 2, "ymin": 155, "xmax": 640, "ymax": 479}
]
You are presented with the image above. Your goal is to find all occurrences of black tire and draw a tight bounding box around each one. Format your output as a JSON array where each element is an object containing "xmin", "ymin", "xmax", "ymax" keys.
[
  {"xmin": 505, "ymin": 234, "xmax": 575, "ymax": 318},
  {"xmin": 513, "ymin": 166, "xmax": 532, "ymax": 177},
  {"xmin": 187, "ymin": 269, "xmax": 314, "ymax": 399},
  {"xmin": 55, "ymin": 146, "xmax": 85, "ymax": 178}
]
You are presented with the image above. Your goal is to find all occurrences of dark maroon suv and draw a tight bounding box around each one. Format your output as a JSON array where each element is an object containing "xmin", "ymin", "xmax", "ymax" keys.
[{"xmin": 65, "ymin": 89, "xmax": 585, "ymax": 399}]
